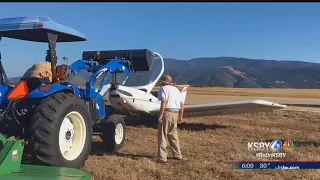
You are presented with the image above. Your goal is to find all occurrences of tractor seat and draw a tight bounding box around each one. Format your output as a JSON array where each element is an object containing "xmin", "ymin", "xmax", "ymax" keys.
[{"xmin": 18, "ymin": 77, "xmax": 43, "ymax": 93}]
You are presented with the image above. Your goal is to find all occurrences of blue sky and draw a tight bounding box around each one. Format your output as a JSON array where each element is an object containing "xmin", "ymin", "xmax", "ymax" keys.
[{"xmin": 0, "ymin": 3, "xmax": 320, "ymax": 77}]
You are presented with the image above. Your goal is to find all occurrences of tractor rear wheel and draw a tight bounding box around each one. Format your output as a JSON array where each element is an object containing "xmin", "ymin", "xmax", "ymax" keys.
[
  {"xmin": 101, "ymin": 114, "xmax": 126, "ymax": 152},
  {"xmin": 27, "ymin": 92, "xmax": 92, "ymax": 168}
]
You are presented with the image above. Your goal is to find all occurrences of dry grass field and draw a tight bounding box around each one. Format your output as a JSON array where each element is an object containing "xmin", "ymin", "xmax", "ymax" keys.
[{"xmin": 82, "ymin": 87, "xmax": 320, "ymax": 180}]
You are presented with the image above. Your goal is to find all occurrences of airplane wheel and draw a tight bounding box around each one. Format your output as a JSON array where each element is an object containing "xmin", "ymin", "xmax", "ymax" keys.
[
  {"xmin": 101, "ymin": 114, "xmax": 126, "ymax": 152},
  {"xmin": 27, "ymin": 92, "xmax": 92, "ymax": 168}
]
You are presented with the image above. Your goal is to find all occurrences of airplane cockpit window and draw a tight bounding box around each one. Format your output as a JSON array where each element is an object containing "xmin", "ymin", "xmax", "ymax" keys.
[
  {"xmin": 94, "ymin": 71, "xmax": 127, "ymax": 88},
  {"xmin": 124, "ymin": 56, "xmax": 162, "ymax": 86},
  {"xmin": 69, "ymin": 69, "xmax": 91, "ymax": 87},
  {"xmin": 69, "ymin": 69, "xmax": 129, "ymax": 89}
]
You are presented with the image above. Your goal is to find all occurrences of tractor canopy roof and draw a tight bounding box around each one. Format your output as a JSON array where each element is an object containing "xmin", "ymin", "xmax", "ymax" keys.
[{"xmin": 0, "ymin": 16, "xmax": 86, "ymax": 42}]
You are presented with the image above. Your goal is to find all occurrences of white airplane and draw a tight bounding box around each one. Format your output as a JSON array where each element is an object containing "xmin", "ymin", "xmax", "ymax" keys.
[{"xmin": 92, "ymin": 51, "xmax": 287, "ymax": 118}]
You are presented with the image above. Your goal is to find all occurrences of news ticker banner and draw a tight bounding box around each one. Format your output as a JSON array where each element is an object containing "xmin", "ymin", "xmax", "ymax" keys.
[{"xmin": 234, "ymin": 161, "xmax": 320, "ymax": 169}]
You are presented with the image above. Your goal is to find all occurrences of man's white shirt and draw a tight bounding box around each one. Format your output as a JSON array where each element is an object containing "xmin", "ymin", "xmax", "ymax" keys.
[{"xmin": 158, "ymin": 85, "xmax": 185, "ymax": 109}]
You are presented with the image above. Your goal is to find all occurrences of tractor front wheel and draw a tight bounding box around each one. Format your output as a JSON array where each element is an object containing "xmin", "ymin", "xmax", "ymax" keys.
[
  {"xmin": 101, "ymin": 114, "xmax": 126, "ymax": 152},
  {"xmin": 27, "ymin": 92, "xmax": 92, "ymax": 168}
]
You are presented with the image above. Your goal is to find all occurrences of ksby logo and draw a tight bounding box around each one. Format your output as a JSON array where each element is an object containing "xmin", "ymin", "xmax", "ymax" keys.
[
  {"xmin": 248, "ymin": 140, "xmax": 283, "ymax": 152},
  {"xmin": 248, "ymin": 140, "xmax": 289, "ymax": 158},
  {"xmin": 270, "ymin": 140, "xmax": 283, "ymax": 152}
]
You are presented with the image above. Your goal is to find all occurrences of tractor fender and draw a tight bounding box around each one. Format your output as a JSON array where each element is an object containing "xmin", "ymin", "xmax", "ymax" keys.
[
  {"xmin": 0, "ymin": 84, "xmax": 13, "ymax": 103},
  {"xmin": 27, "ymin": 84, "xmax": 75, "ymax": 98}
]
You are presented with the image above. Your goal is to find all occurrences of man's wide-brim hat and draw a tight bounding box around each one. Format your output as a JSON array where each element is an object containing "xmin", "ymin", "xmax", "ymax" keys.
[{"xmin": 159, "ymin": 75, "xmax": 174, "ymax": 85}]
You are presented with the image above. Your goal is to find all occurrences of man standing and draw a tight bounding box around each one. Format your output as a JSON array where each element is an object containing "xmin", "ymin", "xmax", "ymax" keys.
[{"xmin": 157, "ymin": 75, "xmax": 185, "ymax": 163}]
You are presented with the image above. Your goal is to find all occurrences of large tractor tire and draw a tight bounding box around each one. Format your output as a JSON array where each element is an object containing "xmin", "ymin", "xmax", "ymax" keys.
[
  {"xmin": 101, "ymin": 114, "xmax": 126, "ymax": 152},
  {"xmin": 27, "ymin": 92, "xmax": 92, "ymax": 168}
]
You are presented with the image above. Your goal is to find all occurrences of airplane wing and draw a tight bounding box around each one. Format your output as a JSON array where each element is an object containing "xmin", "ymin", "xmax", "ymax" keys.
[
  {"xmin": 163, "ymin": 85, "xmax": 287, "ymax": 117},
  {"xmin": 182, "ymin": 100, "xmax": 286, "ymax": 118}
]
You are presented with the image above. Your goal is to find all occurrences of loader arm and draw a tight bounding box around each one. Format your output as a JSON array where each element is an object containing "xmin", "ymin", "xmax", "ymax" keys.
[{"xmin": 76, "ymin": 59, "xmax": 133, "ymax": 119}]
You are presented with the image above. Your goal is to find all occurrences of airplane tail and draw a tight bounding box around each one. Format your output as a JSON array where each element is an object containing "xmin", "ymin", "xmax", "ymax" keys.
[{"xmin": 176, "ymin": 84, "xmax": 189, "ymax": 104}]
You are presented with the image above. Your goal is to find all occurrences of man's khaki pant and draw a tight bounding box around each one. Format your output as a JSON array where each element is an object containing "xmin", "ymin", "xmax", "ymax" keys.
[{"xmin": 157, "ymin": 111, "xmax": 182, "ymax": 161}]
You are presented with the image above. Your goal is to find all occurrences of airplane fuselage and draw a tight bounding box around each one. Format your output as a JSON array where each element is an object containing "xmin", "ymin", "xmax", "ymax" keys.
[{"xmin": 108, "ymin": 85, "xmax": 161, "ymax": 116}]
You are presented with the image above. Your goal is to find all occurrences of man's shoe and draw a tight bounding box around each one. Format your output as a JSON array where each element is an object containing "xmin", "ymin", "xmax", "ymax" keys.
[
  {"xmin": 172, "ymin": 157, "xmax": 182, "ymax": 160},
  {"xmin": 156, "ymin": 159, "xmax": 167, "ymax": 163}
]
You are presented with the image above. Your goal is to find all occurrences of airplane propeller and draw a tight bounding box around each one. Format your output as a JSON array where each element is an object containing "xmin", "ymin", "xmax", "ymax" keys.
[{"xmin": 110, "ymin": 83, "xmax": 119, "ymax": 91}]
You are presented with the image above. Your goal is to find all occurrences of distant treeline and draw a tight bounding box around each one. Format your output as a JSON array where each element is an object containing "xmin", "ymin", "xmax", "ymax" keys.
[{"xmin": 190, "ymin": 84, "xmax": 216, "ymax": 87}]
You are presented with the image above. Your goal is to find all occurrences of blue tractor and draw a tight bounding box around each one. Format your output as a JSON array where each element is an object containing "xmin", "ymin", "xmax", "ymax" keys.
[{"xmin": 0, "ymin": 17, "xmax": 155, "ymax": 168}]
